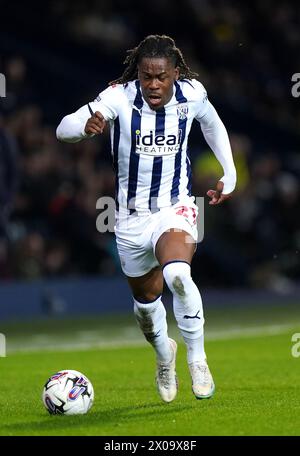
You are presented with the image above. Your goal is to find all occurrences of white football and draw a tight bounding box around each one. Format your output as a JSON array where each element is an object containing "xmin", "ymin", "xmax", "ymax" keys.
[{"xmin": 42, "ymin": 369, "xmax": 94, "ymax": 415}]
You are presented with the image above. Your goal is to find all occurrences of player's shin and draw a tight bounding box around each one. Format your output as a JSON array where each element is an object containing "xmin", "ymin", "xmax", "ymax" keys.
[
  {"xmin": 133, "ymin": 295, "xmax": 172, "ymax": 363},
  {"xmin": 163, "ymin": 262, "xmax": 206, "ymax": 363}
]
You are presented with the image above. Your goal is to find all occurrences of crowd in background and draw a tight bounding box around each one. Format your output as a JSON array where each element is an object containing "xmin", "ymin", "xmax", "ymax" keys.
[{"xmin": 0, "ymin": 0, "xmax": 299, "ymax": 291}]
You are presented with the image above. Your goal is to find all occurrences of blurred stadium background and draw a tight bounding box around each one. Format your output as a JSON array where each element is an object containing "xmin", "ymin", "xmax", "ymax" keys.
[{"xmin": 0, "ymin": 0, "xmax": 299, "ymax": 345}]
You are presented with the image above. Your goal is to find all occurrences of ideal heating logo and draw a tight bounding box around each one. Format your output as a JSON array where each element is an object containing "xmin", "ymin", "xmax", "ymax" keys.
[{"xmin": 135, "ymin": 129, "xmax": 182, "ymax": 156}]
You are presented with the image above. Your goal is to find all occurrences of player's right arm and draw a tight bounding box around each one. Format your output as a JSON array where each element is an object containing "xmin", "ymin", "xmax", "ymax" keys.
[
  {"xmin": 56, "ymin": 85, "xmax": 122, "ymax": 143},
  {"xmin": 85, "ymin": 111, "xmax": 106, "ymax": 135},
  {"xmin": 56, "ymin": 104, "xmax": 106, "ymax": 143}
]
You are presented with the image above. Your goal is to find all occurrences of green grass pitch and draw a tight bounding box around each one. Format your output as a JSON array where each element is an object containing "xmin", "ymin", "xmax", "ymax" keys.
[{"xmin": 1, "ymin": 303, "xmax": 300, "ymax": 436}]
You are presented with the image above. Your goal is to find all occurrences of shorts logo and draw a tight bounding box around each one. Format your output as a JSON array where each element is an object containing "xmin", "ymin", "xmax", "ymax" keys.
[
  {"xmin": 177, "ymin": 103, "xmax": 188, "ymax": 120},
  {"xmin": 175, "ymin": 205, "xmax": 197, "ymax": 226}
]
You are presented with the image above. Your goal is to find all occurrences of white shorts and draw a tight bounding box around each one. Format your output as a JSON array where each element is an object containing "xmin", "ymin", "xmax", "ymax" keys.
[{"xmin": 115, "ymin": 196, "xmax": 198, "ymax": 277}]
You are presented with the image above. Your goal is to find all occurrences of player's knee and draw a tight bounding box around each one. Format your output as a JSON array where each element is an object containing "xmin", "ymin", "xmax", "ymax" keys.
[
  {"xmin": 163, "ymin": 261, "xmax": 191, "ymax": 297},
  {"xmin": 133, "ymin": 291, "xmax": 162, "ymax": 303}
]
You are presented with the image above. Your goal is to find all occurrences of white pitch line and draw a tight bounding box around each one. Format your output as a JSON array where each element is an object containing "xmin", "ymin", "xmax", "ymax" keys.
[
  {"xmin": 5, "ymin": 322, "xmax": 300, "ymax": 354},
  {"xmin": 204, "ymin": 323, "xmax": 300, "ymax": 340}
]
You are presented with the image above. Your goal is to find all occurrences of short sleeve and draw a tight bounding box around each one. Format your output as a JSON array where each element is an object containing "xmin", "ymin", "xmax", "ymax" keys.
[
  {"xmin": 88, "ymin": 84, "xmax": 124, "ymax": 121},
  {"xmin": 192, "ymin": 80, "xmax": 209, "ymax": 121}
]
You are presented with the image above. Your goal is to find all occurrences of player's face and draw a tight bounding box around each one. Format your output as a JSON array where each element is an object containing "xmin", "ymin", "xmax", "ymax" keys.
[{"xmin": 138, "ymin": 57, "xmax": 179, "ymax": 110}]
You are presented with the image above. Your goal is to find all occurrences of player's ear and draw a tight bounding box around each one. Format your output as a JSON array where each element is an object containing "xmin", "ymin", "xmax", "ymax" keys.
[{"xmin": 174, "ymin": 67, "xmax": 180, "ymax": 80}]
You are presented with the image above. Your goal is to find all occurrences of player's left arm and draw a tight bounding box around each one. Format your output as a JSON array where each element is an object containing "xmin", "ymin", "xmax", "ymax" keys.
[{"xmin": 196, "ymin": 95, "xmax": 237, "ymax": 205}]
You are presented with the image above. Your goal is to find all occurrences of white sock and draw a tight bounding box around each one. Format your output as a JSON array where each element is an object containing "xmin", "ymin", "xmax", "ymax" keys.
[
  {"xmin": 133, "ymin": 295, "xmax": 172, "ymax": 363},
  {"xmin": 181, "ymin": 333, "xmax": 206, "ymax": 364},
  {"xmin": 163, "ymin": 261, "xmax": 206, "ymax": 364}
]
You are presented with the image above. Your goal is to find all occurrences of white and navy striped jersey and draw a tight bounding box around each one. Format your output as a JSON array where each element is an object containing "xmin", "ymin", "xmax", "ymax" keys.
[{"xmin": 56, "ymin": 79, "xmax": 236, "ymax": 212}]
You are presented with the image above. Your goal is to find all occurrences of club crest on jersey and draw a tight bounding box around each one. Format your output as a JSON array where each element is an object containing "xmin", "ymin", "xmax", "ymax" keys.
[
  {"xmin": 135, "ymin": 129, "xmax": 182, "ymax": 156},
  {"xmin": 177, "ymin": 103, "xmax": 188, "ymax": 120}
]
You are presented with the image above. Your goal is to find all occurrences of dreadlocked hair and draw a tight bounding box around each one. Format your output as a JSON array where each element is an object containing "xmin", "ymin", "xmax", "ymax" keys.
[{"xmin": 109, "ymin": 34, "xmax": 198, "ymax": 85}]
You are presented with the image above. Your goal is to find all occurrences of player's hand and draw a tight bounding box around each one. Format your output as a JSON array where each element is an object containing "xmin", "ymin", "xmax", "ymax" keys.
[
  {"xmin": 207, "ymin": 181, "xmax": 232, "ymax": 205},
  {"xmin": 84, "ymin": 111, "xmax": 106, "ymax": 135}
]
